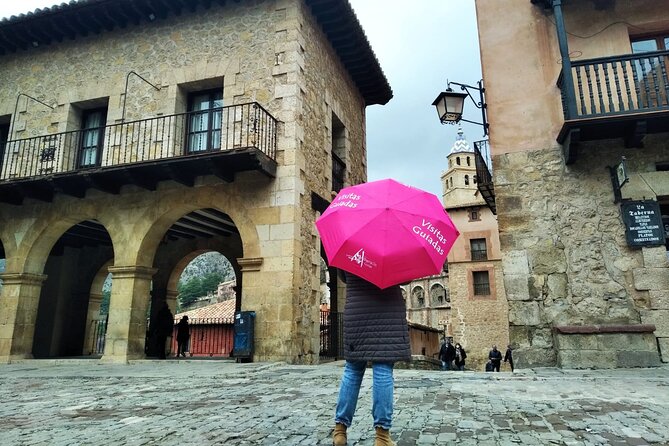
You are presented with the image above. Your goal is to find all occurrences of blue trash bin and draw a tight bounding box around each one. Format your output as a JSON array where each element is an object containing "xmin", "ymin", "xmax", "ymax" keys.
[{"xmin": 233, "ymin": 311, "xmax": 255, "ymax": 361}]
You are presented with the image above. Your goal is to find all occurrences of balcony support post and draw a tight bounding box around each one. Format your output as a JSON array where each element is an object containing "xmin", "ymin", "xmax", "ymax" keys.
[{"xmin": 551, "ymin": 0, "xmax": 577, "ymax": 120}]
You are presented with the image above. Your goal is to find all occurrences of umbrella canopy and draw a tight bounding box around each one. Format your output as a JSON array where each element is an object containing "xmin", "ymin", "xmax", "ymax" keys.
[{"xmin": 315, "ymin": 178, "xmax": 460, "ymax": 289}]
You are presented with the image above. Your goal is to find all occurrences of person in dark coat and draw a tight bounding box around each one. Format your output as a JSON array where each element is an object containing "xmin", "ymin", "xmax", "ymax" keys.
[
  {"xmin": 176, "ymin": 315, "xmax": 190, "ymax": 357},
  {"xmin": 154, "ymin": 303, "xmax": 174, "ymax": 359},
  {"xmin": 333, "ymin": 272, "xmax": 410, "ymax": 446},
  {"xmin": 438, "ymin": 338, "xmax": 456, "ymax": 371},
  {"xmin": 504, "ymin": 344, "xmax": 514, "ymax": 372},
  {"xmin": 454, "ymin": 343, "xmax": 467, "ymax": 371},
  {"xmin": 488, "ymin": 345, "xmax": 503, "ymax": 372}
]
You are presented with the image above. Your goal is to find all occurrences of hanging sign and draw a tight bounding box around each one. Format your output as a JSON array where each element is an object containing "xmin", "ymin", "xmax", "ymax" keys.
[{"xmin": 621, "ymin": 200, "xmax": 665, "ymax": 247}]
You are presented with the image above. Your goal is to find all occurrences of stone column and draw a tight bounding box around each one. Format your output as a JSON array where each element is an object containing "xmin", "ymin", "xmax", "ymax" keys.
[
  {"xmin": 165, "ymin": 290, "xmax": 178, "ymax": 314},
  {"xmin": 102, "ymin": 265, "xmax": 156, "ymax": 363},
  {"xmin": 0, "ymin": 272, "xmax": 47, "ymax": 363},
  {"xmin": 82, "ymin": 293, "xmax": 103, "ymax": 355}
]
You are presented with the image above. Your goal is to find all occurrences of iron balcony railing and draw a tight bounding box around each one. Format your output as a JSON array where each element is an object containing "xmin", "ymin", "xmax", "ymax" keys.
[
  {"xmin": 0, "ymin": 102, "xmax": 277, "ymax": 181},
  {"xmin": 473, "ymin": 139, "xmax": 495, "ymax": 214},
  {"xmin": 558, "ymin": 49, "xmax": 669, "ymax": 119}
]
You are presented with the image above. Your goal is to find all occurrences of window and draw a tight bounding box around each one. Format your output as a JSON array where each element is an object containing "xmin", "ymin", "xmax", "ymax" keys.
[
  {"xmin": 631, "ymin": 34, "xmax": 668, "ymax": 108},
  {"xmin": 449, "ymin": 177, "xmax": 453, "ymax": 188},
  {"xmin": 331, "ymin": 113, "xmax": 346, "ymax": 193},
  {"xmin": 632, "ymin": 34, "xmax": 669, "ymax": 53},
  {"xmin": 411, "ymin": 286, "xmax": 425, "ymax": 308},
  {"xmin": 456, "ymin": 157, "xmax": 461, "ymax": 166},
  {"xmin": 430, "ymin": 283, "xmax": 446, "ymax": 306},
  {"xmin": 473, "ymin": 270, "xmax": 490, "ymax": 295},
  {"xmin": 470, "ymin": 238, "xmax": 487, "ymax": 260},
  {"xmin": 467, "ymin": 156, "xmax": 471, "ymax": 166},
  {"xmin": 469, "ymin": 208, "xmax": 480, "ymax": 221},
  {"xmin": 187, "ymin": 89, "xmax": 223, "ymax": 153},
  {"xmin": 464, "ymin": 175, "xmax": 469, "ymax": 186},
  {"xmin": 79, "ymin": 108, "xmax": 107, "ymax": 168}
]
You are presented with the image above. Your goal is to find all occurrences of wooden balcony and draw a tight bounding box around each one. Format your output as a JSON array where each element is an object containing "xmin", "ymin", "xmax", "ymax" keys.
[
  {"xmin": 557, "ymin": 50, "xmax": 669, "ymax": 163},
  {"xmin": 0, "ymin": 102, "xmax": 277, "ymax": 205},
  {"xmin": 474, "ymin": 139, "xmax": 495, "ymax": 215}
]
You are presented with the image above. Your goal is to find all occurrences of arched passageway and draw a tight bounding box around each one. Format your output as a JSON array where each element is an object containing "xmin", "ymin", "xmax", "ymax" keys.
[
  {"xmin": 145, "ymin": 208, "xmax": 243, "ymax": 359},
  {"xmin": 32, "ymin": 220, "xmax": 113, "ymax": 358}
]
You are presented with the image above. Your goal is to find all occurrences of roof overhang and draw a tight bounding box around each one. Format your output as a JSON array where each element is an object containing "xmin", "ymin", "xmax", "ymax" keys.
[{"xmin": 0, "ymin": 0, "xmax": 392, "ymax": 106}]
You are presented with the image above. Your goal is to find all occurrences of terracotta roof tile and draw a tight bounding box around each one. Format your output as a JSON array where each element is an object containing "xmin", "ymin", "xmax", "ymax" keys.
[{"xmin": 175, "ymin": 299, "xmax": 235, "ymax": 324}]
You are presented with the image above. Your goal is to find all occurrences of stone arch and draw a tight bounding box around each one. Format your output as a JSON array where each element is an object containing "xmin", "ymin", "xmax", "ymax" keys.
[
  {"xmin": 18, "ymin": 209, "xmax": 117, "ymax": 276},
  {"xmin": 29, "ymin": 218, "xmax": 115, "ymax": 358},
  {"xmin": 411, "ymin": 285, "xmax": 425, "ymax": 308},
  {"xmin": 430, "ymin": 283, "xmax": 446, "ymax": 306},
  {"xmin": 166, "ymin": 249, "xmax": 238, "ymax": 302},
  {"xmin": 132, "ymin": 187, "xmax": 260, "ymax": 268}
]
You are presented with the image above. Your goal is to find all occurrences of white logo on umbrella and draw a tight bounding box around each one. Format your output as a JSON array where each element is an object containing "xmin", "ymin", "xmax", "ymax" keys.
[{"xmin": 347, "ymin": 248, "xmax": 376, "ymax": 269}]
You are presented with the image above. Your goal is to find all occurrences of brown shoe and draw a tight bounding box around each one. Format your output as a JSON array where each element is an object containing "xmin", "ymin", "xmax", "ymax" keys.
[
  {"xmin": 374, "ymin": 426, "xmax": 396, "ymax": 446},
  {"xmin": 332, "ymin": 423, "xmax": 347, "ymax": 446}
]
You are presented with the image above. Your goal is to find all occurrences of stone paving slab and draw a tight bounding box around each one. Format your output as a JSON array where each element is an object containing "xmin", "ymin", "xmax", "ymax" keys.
[{"xmin": 0, "ymin": 360, "xmax": 668, "ymax": 445}]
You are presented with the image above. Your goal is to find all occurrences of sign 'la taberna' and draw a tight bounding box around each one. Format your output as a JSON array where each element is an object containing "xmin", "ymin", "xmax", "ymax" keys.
[{"xmin": 621, "ymin": 200, "xmax": 666, "ymax": 248}]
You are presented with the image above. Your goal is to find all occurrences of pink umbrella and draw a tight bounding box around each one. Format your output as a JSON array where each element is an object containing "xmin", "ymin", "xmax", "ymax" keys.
[{"xmin": 315, "ymin": 178, "xmax": 460, "ymax": 289}]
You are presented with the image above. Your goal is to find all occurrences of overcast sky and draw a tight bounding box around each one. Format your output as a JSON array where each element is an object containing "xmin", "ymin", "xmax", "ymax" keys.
[{"xmin": 0, "ymin": 0, "xmax": 482, "ymax": 198}]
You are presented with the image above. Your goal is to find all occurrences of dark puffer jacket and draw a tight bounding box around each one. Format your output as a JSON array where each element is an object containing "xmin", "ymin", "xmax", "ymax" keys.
[{"xmin": 343, "ymin": 273, "xmax": 411, "ymax": 363}]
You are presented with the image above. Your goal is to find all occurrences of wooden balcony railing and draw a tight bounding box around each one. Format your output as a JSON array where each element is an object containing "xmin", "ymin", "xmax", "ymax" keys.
[
  {"xmin": 558, "ymin": 50, "xmax": 669, "ymax": 118},
  {"xmin": 0, "ymin": 102, "xmax": 277, "ymax": 182},
  {"xmin": 474, "ymin": 139, "xmax": 495, "ymax": 215}
]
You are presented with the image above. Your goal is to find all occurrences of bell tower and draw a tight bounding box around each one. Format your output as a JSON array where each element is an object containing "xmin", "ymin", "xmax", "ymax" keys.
[{"xmin": 441, "ymin": 126, "xmax": 485, "ymax": 209}]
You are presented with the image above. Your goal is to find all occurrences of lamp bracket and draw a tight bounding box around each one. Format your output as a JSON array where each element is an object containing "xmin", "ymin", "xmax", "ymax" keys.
[{"xmin": 445, "ymin": 79, "xmax": 489, "ymax": 136}]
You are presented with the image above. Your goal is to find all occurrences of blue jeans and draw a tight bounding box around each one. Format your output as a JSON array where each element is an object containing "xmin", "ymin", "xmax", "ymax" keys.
[{"xmin": 334, "ymin": 360, "xmax": 394, "ymax": 430}]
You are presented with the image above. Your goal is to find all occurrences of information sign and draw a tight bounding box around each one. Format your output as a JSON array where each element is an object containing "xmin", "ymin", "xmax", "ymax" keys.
[{"xmin": 621, "ymin": 200, "xmax": 666, "ymax": 247}]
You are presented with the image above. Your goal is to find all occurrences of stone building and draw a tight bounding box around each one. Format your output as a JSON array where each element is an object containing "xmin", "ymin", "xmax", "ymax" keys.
[
  {"xmin": 0, "ymin": 0, "xmax": 391, "ymax": 363},
  {"xmin": 474, "ymin": 0, "xmax": 668, "ymax": 368},
  {"xmin": 442, "ymin": 127, "xmax": 508, "ymax": 369},
  {"xmin": 402, "ymin": 128, "xmax": 508, "ymax": 369}
]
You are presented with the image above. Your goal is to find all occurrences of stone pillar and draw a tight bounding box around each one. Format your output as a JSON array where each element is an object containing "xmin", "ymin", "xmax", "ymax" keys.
[
  {"xmin": 83, "ymin": 293, "xmax": 103, "ymax": 355},
  {"xmin": 0, "ymin": 272, "xmax": 48, "ymax": 363},
  {"xmin": 165, "ymin": 290, "xmax": 178, "ymax": 314},
  {"xmin": 102, "ymin": 265, "xmax": 156, "ymax": 363}
]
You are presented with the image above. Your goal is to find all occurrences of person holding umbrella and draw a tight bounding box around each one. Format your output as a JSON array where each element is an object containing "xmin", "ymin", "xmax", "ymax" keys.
[
  {"xmin": 332, "ymin": 271, "xmax": 410, "ymax": 446},
  {"xmin": 315, "ymin": 179, "xmax": 460, "ymax": 446}
]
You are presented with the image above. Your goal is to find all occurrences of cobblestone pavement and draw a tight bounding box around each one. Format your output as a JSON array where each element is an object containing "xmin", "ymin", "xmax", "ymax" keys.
[{"xmin": 0, "ymin": 360, "xmax": 668, "ymax": 446}]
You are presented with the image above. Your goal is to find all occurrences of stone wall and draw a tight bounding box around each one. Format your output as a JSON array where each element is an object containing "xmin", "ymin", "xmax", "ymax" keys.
[{"xmin": 496, "ymin": 139, "xmax": 668, "ymax": 368}]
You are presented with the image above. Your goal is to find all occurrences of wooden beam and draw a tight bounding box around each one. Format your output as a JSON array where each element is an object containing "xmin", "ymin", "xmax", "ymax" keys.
[
  {"xmin": 81, "ymin": 173, "xmax": 121, "ymax": 195},
  {"xmin": 562, "ymin": 128, "xmax": 580, "ymax": 165},
  {"xmin": 624, "ymin": 120, "xmax": 646, "ymax": 148}
]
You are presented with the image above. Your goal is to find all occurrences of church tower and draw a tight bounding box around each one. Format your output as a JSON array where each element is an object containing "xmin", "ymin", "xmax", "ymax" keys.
[
  {"xmin": 442, "ymin": 127, "xmax": 485, "ymax": 208},
  {"xmin": 441, "ymin": 127, "xmax": 509, "ymax": 370}
]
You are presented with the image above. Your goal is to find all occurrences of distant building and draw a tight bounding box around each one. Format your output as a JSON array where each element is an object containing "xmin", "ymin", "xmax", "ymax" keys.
[{"xmin": 403, "ymin": 128, "xmax": 508, "ymax": 368}]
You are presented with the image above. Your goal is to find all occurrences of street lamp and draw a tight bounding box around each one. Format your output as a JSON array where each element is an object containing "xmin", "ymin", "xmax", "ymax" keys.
[{"xmin": 432, "ymin": 79, "xmax": 489, "ymax": 136}]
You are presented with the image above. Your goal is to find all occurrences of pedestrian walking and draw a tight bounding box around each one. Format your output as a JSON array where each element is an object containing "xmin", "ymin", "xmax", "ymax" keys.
[
  {"xmin": 438, "ymin": 338, "xmax": 456, "ymax": 371},
  {"xmin": 154, "ymin": 303, "xmax": 173, "ymax": 360},
  {"xmin": 332, "ymin": 272, "xmax": 410, "ymax": 446},
  {"xmin": 504, "ymin": 344, "xmax": 514, "ymax": 372},
  {"xmin": 176, "ymin": 315, "xmax": 190, "ymax": 357},
  {"xmin": 454, "ymin": 343, "xmax": 467, "ymax": 371},
  {"xmin": 488, "ymin": 345, "xmax": 502, "ymax": 372}
]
